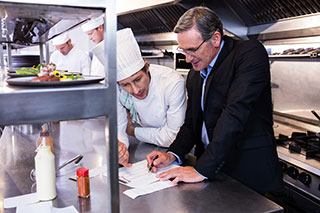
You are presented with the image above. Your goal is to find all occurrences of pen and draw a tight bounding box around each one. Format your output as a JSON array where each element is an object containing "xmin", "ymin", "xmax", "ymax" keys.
[{"xmin": 148, "ymin": 155, "xmax": 159, "ymax": 173}]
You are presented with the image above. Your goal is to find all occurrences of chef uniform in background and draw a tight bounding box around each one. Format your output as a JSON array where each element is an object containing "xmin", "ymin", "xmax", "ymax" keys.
[
  {"xmin": 116, "ymin": 28, "xmax": 187, "ymax": 166},
  {"xmin": 50, "ymin": 32, "xmax": 91, "ymax": 75},
  {"xmin": 81, "ymin": 16, "xmax": 105, "ymax": 77}
]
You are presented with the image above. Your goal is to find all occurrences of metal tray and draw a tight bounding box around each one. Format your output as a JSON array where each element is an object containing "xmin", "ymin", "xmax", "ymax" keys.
[{"xmin": 6, "ymin": 76, "xmax": 105, "ymax": 86}]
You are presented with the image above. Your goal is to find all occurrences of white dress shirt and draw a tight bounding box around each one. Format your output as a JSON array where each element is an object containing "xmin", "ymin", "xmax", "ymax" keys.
[
  {"xmin": 50, "ymin": 47, "xmax": 91, "ymax": 75},
  {"xmin": 117, "ymin": 64, "xmax": 187, "ymax": 148}
]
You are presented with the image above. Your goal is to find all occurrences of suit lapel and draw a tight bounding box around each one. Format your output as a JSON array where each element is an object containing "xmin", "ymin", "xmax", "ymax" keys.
[
  {"xmin": 192, "ymin": 71, "xmax": 203, "ymax": 128},
  {"xmin": 203, "ymin": 36, "xmax": 234, "ymax": 109}
]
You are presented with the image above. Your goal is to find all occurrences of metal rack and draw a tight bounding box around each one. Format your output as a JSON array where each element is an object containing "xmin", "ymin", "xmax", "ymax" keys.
[{"xmin": 0, "ymin": 1, "xmax": 118, "ymax": 212}]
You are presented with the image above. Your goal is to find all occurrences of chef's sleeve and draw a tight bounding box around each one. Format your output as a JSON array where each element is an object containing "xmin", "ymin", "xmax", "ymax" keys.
[
  {"xmin": 80, "ymin": 53, "xmax": 92, "ymax": 76},
  {"xmin": 117, "ymin": 92, "xmax": 129, "ymax": 147},
  {"xmin": 134, "ymin": 79, "xmax": 186, "ymax": 147}
]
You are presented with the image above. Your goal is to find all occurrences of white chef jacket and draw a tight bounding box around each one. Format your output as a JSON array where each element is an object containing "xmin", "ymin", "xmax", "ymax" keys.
[
  {"xmin": 90, "ymin": 55, "xmax": 105, "ymax": 77},
  {"xmin": 117, "ymin": 64, "xmax": 187, "ymax": 148},
  {"xmin": 50, "ymin": 47, "xmax": 91, "ymax": 75}
]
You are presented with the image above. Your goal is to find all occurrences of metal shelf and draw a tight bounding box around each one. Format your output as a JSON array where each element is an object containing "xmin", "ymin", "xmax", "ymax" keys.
[
  {"xmin": 0, "ymin": 81, "xmax": 113, "ymax": 125},
  {"xmin": 269, "ymin": 53, "xmax": 320, "ymax": 58},
  {"xmin": 0, "ymin": 1, "xmax": 119, "ymax": 212}
]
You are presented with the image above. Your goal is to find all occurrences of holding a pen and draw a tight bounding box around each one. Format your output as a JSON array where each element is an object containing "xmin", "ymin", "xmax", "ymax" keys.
[
  {"xmin": 146, "ymin": 151, "xmax": 177, "ymax": 173},
  {"xmin": 148, "ymin": 155, "xmax": 159, "ymax": 173}
]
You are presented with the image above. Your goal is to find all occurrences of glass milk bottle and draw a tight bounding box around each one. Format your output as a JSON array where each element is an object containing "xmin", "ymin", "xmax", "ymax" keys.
[{"xmin": 35, "ymin": 144, "xmax": 56, "ymax": 201}]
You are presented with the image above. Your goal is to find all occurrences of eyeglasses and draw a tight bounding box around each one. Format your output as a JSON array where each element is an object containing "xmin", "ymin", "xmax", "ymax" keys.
[{"xmin": 176, "ymin": 39, "xmax": 207, "ymax": 56}]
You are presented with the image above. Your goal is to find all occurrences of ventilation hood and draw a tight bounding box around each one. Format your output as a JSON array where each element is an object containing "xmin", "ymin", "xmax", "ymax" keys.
[{"xmin": 117, "ymin": 0, "xmax": 320, "ymax": 46}]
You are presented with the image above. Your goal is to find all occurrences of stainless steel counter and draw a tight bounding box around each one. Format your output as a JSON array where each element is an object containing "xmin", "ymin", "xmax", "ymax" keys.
[{"xmin": 0, "ymin": 118, "xmax": 283, "ymax": 212}]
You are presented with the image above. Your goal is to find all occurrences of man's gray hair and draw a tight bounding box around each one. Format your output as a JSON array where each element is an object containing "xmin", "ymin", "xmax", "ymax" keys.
[{"xmin": 173, "ymin": 6, "xmax": 223, "ymax": 41}]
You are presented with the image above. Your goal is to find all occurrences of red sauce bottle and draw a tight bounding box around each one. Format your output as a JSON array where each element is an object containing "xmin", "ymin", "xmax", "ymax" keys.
[{"xmin": 77, "ymin": 167, "xmax": 90, "ymax": 198}]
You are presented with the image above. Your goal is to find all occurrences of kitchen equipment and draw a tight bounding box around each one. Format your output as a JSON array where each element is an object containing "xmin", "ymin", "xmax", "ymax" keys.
[
  {"xmin": 311, "ymin": 110, "xmax": 320, "ymax": 123},
  {"xmin": 274, "ymin": 126, "xmax": 320, "ymax": 212},
  {"xmin": 30, "ymin": 154, "xmax": 83, "ymax": 181}
]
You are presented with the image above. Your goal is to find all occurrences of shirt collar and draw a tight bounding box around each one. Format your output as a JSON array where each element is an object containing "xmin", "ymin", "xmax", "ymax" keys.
[{"xmin": 200, "ymin": 39, "xmax": 225, "ymax": 79}]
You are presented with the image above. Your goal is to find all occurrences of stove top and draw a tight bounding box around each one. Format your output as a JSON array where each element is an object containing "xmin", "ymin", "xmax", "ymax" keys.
[{"xmin": 276, "ymin": 131, "xmax": 320, "ymax": 161}]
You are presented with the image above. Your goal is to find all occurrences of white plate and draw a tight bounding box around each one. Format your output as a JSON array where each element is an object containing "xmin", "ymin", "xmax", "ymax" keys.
[{"xmin": 6, "ymin": 76, "xmax": 105, "ymax": 86}]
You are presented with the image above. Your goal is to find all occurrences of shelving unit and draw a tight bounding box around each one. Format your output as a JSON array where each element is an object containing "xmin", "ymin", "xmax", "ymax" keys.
[
  {"xmin": 269, "ymin": 53, "xmax": 320, "ymax": 58},
  {"xmin": 0, "ymin": 1, "xmax": 119, "ymax": 212}
]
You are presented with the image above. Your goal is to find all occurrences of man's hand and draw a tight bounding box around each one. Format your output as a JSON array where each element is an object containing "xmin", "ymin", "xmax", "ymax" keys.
[
  {"xmin": 146, "ymin": 151, "xmax": 176, "ymax": 173},
  {"xmin": 156, "ymin": 166, "xmax": 205, "ymax": 184},
  {"xmin": 125, "ymin": 110, "xmax": 135, "ymax": 137},
  {"xmin": 118, "ymin": 141, "xmax": 131, "ymax": 167}
]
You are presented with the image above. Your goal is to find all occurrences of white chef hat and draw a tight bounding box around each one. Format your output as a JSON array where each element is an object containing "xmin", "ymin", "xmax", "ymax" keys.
[
  {"xmin": 117, "ymin": 28, "xmax": 144, "ymax": 81},
  {"xmin": 81, "ymin": 15, "xmax": 104, "ymax": 32},
  {"xmin": 51, "ymin": 32, "xmax": 70, "ymax": 45}
]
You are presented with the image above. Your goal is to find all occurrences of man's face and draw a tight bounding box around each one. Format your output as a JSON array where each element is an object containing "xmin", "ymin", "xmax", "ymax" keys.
[
  {"xmin": 55, "ymin": 41, "xmax": 72, "ymax": 55},
  {"xmin": 118, "ymin": 70, "xmax": 151, "ymax": 100},
  {"xmin": 85, "ymin": 25, "xmax": 104, "ymax": 44},
  {"xmin": 177, "ymin": 26, "xmax": 221, "ymax": 71}
]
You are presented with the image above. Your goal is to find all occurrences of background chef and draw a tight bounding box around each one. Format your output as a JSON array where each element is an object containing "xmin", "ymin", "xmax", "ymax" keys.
[
  {"xmin": 116, "ymin": 28, "xmax": 187, "ymax": 167},
  {"xmin": 81, "ymin": 16, "xmax": 105, "ymax": 77},
  {"xmin": 50, "ymin": 32, "xmax": 91, "ymax": 75}
]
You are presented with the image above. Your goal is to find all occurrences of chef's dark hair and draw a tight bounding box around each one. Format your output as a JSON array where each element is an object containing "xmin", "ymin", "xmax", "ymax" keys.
[
  {"xmin": 141, "ymin": 62, "xmax": 149, "ymax": 73},
  {"xmin": 173, "ymin": 6, "xmax": 223, "ymax": 41}
]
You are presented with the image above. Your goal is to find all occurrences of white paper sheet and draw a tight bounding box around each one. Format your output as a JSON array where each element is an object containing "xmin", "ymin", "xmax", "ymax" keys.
[
  {"xmin": 123, "ymin": 180, "xmax": 176, "ymax": 199},
  {"xmin": 16, "ymin": 201, "xmax": 52, "ymax": 213},
  {"xmin": 118, "ymin": 160, "xmax": 179, "ymax": 188},
  {"xmin": 4, "ymin": 192, "xmax": 38, "ymax": 209},
  {"xmin": 16, "ymin": 201, "xmax": 78, "ymax": 213}
]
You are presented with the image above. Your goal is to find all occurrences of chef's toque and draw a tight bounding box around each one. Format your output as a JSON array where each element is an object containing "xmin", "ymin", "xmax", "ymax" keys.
[
  {"xmin": 81, "ymin": 15, "xmax": 104, "ymax": 32},
  {"xmin": 117, "ymin": 28, "xmax": 144, "ymax": 81},
  {"xmin": 52, "ymin": 32, "xmax": 70, "ymax": 46}
]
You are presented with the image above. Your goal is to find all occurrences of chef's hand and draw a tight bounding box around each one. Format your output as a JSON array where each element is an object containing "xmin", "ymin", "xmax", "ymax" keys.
[
  {"xmin": 146, "ymin": 151, "xmax": 176, "ymax": 173},
  {"xmin": 156, "ymin": 166, "xmax": 205, "ymax": 184},
  {"xmin": 126, "ymin": 110, "xmax": 135, "ymax": 137},
  {"xmin": 118, "ymin": 141, "xmax": 131, "ymax": 167}
]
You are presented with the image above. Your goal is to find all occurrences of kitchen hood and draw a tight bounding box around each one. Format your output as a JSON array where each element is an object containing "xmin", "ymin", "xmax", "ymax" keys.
[{"xmin": 117, "ymin": 0, "xmax": 320, "ymax": 45}]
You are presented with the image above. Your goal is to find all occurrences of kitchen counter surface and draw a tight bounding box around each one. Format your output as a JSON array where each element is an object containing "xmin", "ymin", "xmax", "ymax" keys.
[{"xmin": 0, "ymin": 118, "xmax": 283, "ymax": 212}]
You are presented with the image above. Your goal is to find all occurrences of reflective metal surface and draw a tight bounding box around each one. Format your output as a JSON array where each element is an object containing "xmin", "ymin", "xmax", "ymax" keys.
[
  {"xmin": 0, "ymin": 1, "xmax": 118, "ymax": 212},
  {"xmin": 0, "ymin": 119, "xmax": 283, "ymax": 212},
  {"xmin": 0, "ymin": 1, "xmax": 103, "ymax": 45}
]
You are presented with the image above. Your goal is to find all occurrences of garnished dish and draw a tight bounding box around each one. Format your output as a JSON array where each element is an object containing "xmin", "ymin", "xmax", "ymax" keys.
[
  {"xmin": 31, "ymin": 63, "xmax": 83, "ymax": 82},
  {"xmin": 6, "ymin": 63, "xmax": 104, "ymax": 86},
  {"xmin": 15, "ymin": 64, "xmax": 41, "ymax": 75}
]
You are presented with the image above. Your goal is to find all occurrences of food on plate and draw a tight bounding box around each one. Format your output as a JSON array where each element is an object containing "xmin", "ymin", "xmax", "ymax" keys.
[
  {"xmin": 17, "ymin": 63, "xmax": 84, "ymax": 82},
  {"xmin": 52, "ymin": 71, "xmax": 83, "ymax": 81},
  {"xmin": 15, "ymin": 64, "xmax": 42, "ymax": 75},
  {"xmin": 39, "ymin": 63, "xmax": 56, "ymax": 76},
  {"xmin": 30, "ymin": 64, "xmax": 83, "ymax": 82},
  {"xmin": 31, "ymin": 75, "xmax": 60, "ymax": 82}
]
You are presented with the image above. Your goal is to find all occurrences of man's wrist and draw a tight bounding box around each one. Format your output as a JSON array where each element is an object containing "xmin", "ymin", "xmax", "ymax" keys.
[{"xmin": 168, "ymin": 153, "xmax": 176, "ymax": 164}]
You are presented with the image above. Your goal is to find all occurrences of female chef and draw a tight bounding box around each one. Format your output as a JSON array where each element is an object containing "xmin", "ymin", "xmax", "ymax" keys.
[{"xmin": 116, "ymin": 28, "xmax": 187, "ymax": 167}]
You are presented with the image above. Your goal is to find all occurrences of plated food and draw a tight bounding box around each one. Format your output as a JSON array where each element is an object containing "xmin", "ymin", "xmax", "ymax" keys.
[
  {"xmin": 6, "ymin": 63, "xmax": 104, "ymax": 86},
  {"xmin": 31, "ymin": 70, "xmax": 83, "ymax": 82}
]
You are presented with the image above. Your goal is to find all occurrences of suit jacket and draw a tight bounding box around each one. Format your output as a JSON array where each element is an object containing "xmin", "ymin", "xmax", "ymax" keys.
[{"xmin": 168, "ymin": 36, "xmax": 283, "ymax": 194}]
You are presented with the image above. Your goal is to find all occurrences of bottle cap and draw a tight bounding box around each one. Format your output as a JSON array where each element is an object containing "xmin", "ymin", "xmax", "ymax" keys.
[{"xmin": 77, "ymin": 167, "xmax": 89, "ymax": 177}]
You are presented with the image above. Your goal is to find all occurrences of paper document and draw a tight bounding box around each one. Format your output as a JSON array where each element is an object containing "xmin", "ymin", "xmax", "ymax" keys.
[
  {"xmin": 16, "ymin": 201, "xmax": 78, "ymax": 213},
  {"xmin": 123, "ymin": 180, "xmax": 176, "ymax": 199},
  {"xmin": 118, "ymin": 160, "xmax": 179, "ymax": 188},
  {"xmin": 4, "ymin": 192, "xmax": 38, "ymax": 208}
]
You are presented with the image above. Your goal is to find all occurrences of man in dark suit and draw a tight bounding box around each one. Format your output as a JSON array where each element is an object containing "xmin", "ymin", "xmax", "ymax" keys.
[{"xmin": 146, "ymin": 6, "xmax": 283, "ymax": 194}]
